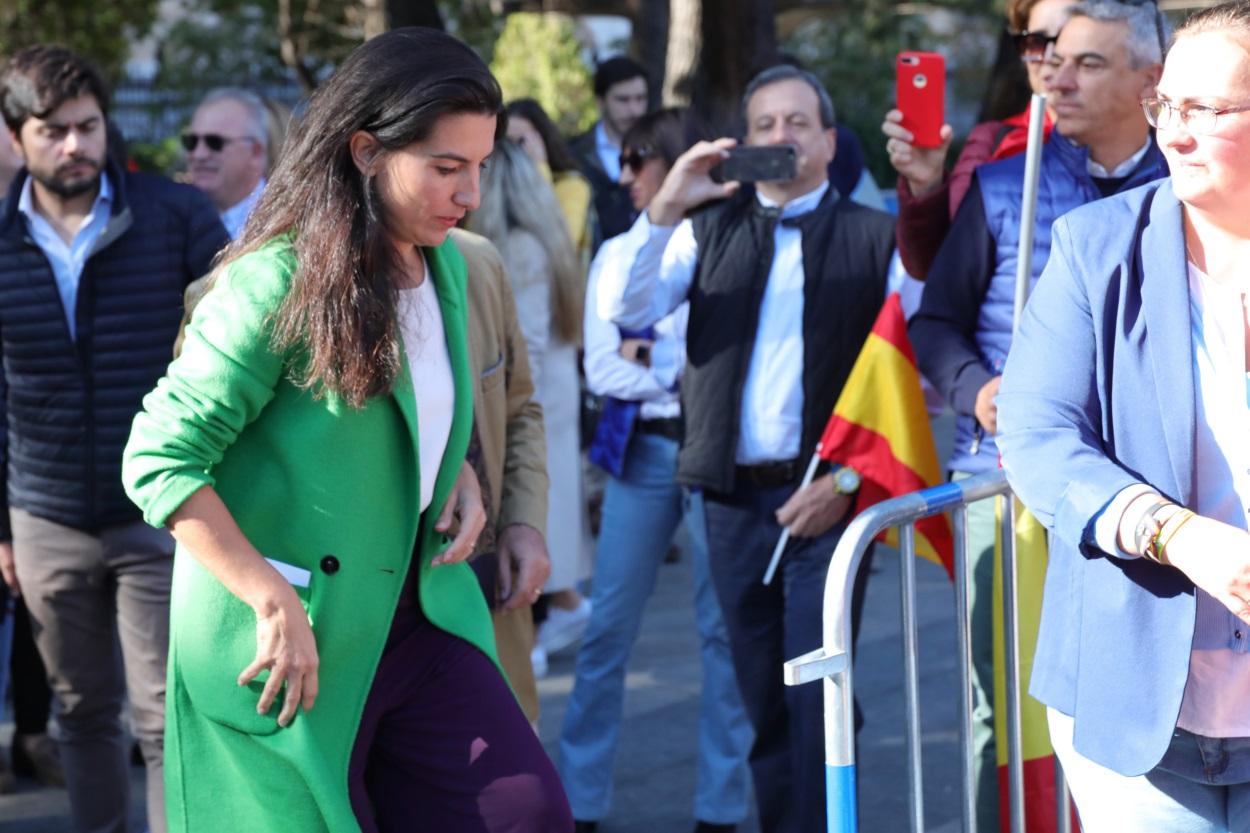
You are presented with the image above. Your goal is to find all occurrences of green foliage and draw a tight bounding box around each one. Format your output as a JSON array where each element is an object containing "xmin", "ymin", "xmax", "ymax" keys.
[
  {"xmin": 0, "ymin": 0, "xmax": 161, "ymax": 79},
  {"xmin": 785, "ymin": 4, "xmax": 1001, "ymax": 186},
  {"xmin": 128, "ymin": 136, "xmax": 183, "ymax": 174},
  {"xmin": 154, "ymin": 5, "xmax": 296, "ymax": 90},
  {"xmin": 490, "ymin": 12, "xmax": 596, "ymax": 136}
]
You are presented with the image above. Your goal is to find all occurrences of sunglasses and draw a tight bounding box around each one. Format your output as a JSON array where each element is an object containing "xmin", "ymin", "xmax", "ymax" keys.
[
  {"xmin": 1010, "ymin": 29, "xmax": 1058, "ymax": 63},
  {"xmin": 180, "ymin": 132, "xmax": 257, "ymax": 153},
  {"xmin": 619, "ymin": 148, "xmax": 653, "ymax": 174}
]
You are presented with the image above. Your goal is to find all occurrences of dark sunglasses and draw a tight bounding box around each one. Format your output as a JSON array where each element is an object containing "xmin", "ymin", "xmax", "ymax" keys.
[
  {"xmin": 1010, "ymin": 29, "xmax": 1058, "ymax": 62},
  {"xmin": 619, "ymin": 148, "xmax": 653, "ymax": 174},
  {"xmin": 180, "ymin": 132, "xmax": 257, "ymax": 153}
]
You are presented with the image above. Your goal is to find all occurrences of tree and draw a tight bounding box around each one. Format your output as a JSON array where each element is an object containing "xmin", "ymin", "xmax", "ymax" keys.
[
  {"xmin": 490, "ymin": 12, "xmax": 596, "ymax": 135},
  {"xmin": 0, "ymin": 0, "xmax": 162, "ymax": 79}
]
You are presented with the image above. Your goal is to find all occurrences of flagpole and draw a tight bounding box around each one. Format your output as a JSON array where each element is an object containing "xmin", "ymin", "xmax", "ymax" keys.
[
  {"xmin": 762, "ymin": 448, "xmax": 823, "ymax": 586},
  {"xmin": 1014, "ymin": 93, "xmax": 1047, "ymax": 328}
]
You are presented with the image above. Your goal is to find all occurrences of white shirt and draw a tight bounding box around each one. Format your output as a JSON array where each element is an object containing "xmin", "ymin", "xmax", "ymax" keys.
[
  {"xmin": 596, "ymin": 181, "xmax": 830, "ymax": 463},
  {"xmin": 594, "ymin": 122, "xmax": 621, "ymax": 182},
  {"xmin": 583, "ymin": 233, "xmax": 685, "ymax": 420},
  {"xmin": 1085, "ymin": 137, "xmax": 1152, "ymax": 179},
  {"xmin": 17, "ymin": 172, "xmax": 113, "ymax": 341},
  {"xmin": 1094, "ymin": 262, "xmax": 1250, "ymax": 736},
  {"xmin": 220, "ymin": 178, "xmax": 265, "ymax": 240},
  {"xmin": 397, "ymin": 259, "xmax": 455, "ymax": 513}
]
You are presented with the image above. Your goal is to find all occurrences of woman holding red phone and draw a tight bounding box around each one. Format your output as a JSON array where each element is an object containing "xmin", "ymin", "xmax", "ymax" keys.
[{"xmin": 882, "ymin": 0, "xmax": 1070, "ymax": 278}]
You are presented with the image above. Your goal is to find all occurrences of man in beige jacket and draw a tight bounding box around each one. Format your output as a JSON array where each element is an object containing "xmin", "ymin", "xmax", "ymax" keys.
[{"xmin": 453, "ymin": 228, "xmax": 550, "ymax": 722}]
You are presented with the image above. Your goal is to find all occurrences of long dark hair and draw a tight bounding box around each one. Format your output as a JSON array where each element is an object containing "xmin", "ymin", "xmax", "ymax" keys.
[
  {"xmin": 222, "ymin": 28, "xmax": 504, "ymax": 409},
  {"xmin": 504, "ymin": 98, "xmax": 579, "ymax": 174}
]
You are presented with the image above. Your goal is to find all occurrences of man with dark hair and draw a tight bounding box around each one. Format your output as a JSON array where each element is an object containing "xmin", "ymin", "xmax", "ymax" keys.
[
  {"xmin": 569, "ymin": 55, "xmax": 649, "ymax": 251},
  {"xmin": 597, "ymin": 64, "xmax": 894, "ymax": 833},
  {"xmin": 0, "ymin": 44, "xmax": 227, "ymax": 833}
]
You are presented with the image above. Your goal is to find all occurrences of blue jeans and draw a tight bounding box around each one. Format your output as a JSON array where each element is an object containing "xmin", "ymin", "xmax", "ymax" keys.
[
  {"xmin": 559, "ymin": 433, "xmax": 752, "ymax": 824},
  {"xmin": 1051, "ymin": 708, "xmax": 1250, "ymax": 832},
  {"xmin": 703, "ymin": 479, "xmax": 872, "ymax": 833}
]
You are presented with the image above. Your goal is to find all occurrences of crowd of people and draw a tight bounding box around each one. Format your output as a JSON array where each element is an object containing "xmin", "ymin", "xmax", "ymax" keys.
[{"xmin": 0, "ymin": 0, "xmax": 1249, "ymax": 830}]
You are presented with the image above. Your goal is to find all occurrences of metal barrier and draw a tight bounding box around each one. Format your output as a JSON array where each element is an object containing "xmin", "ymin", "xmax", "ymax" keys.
[{"xmin": 783, "ymin": 469, "xmax": 1072, "ymax": 833}]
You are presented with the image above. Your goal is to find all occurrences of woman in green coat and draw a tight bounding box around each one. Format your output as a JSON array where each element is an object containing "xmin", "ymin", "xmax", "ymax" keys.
[{"xmin": 122, "ymin": 29, "xmax": 572, "ymax": 833}]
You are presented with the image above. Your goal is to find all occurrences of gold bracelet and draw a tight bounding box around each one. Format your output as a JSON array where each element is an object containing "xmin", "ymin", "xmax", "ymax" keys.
[
  {"xmin": 1133, "ymin": 497, "xmax": 1172, "ymax": 557},
  {"xmin": 1155, "ymin": 508, "xmax": 1197, "ymax": 566}
]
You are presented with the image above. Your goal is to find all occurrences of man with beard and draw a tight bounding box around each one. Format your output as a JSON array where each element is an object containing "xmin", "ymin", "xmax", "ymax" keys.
[
  {"xmin": 0, "ymin": 45, "xmax": 226, "ymax": 833},
  {"xmin": 183, "ymin": 88, "xmax": 269, "ymax": 239}
]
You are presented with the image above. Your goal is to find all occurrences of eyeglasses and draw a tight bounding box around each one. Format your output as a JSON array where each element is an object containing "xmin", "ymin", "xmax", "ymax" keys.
[
  {"xmin": 1010, "ymin": 29, "xmax": 1058, "ymax": 63},
  {"xmin": 180, "ymin": 132, "xmax": 258, "ymax": 153},
  {"xmin": 1142, "ymin": 97, "xmax": 1250, "ymax": 134},
  {"xmin": 619, "ymin": 148, "xmax": 652, "ymax": 174}
]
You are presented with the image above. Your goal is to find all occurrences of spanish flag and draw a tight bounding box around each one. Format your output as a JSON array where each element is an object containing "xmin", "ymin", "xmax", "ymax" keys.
[{"xmin": 818, "ymin": 292, "xmax": 953, "ymax": 575}]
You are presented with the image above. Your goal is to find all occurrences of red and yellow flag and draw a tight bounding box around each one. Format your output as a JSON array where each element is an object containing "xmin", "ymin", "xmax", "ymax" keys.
[{"xmin": 817, "ymin": 292, "xmax": 953, "ymax": 575}]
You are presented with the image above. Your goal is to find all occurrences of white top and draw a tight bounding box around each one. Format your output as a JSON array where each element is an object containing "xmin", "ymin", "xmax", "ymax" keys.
[
  {"xmin": 397, "ymin": 257, "xmax": 455, "ymax": 513},
  {"xmin": 1094, "ymin": 261, "xmax": 1250, "ymax": 736},
  {"xmin": 17, "ymin": 172, "xmax": 113, "ymax": 341},
  {"xmin": 596, "ymin": 181, "xmax": 829, "ymax": 463},
  {"xmin": 583, "ymin": 232, "xmax": 685, "ymax": 419},
  {"xmin": 594, "ymin": 121, "xmax": 621, "ymax": 182},
  {"xmin": 220, "ymin": 178, "xmax": 265, "ymax": 240}
]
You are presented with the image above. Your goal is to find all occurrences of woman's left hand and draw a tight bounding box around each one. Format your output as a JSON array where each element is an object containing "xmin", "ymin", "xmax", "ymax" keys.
[{"xmin": 431, "ymin": 462, "xmax": 487, "ymax": 566}]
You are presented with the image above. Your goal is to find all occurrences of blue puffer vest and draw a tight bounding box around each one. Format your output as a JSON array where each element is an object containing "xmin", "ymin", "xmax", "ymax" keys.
[{"xmin": 948, "ymin": 131, "xmax": 1168, "ymax": 474}]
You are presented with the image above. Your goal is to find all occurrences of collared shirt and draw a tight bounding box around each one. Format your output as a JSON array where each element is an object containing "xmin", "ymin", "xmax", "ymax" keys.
[
  {"xmin": 219, "ymin": 177, "xmax": 265, "ymax": 240},
  {"xmin": 1085, "ymin": 136, "xmax": 1152, "ymax": 179},
  {"xmin": 595, "ymin": 122, "xmax": 621, "ymax": 182},
  {"xmin": 17, "ymin": 172, "xmax": 113, "ymax": 341},
  {"xmin": 1093, "ymin": 261, "xmax": 1250, "ymax": 736},
  {"xmin": 583, "ymin": 232, "xmax": 685, "ymax": 420},
  {"xmin": 597, "ymin": 180, "xmax": 830, "ymax": 464}
]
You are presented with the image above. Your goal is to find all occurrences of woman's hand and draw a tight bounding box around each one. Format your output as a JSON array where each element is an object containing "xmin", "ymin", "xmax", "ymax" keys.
[
  {"xmin": 432, "ymin": 462, "xmax": 488, "ymax": 566},
  {"xmin": 882, "ymin": 109, "xmax": 953, "ymax": 198},
  {"xmin": 1164, "ymin": 515, "xmax": 1250, "ymax": 624},
  {"xmin": 238, "ymin": 579, "xmax": 320, "ymax": 727}
]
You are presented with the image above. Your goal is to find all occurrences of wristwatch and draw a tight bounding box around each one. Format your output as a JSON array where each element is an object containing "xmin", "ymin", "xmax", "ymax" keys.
[{"xmin": 832, "ymin": 465, "xmax": 861, "ymax": 495}]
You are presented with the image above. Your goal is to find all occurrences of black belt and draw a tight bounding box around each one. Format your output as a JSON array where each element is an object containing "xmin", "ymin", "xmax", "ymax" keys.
[
  {"xmin": 637, "ymin": 417, "xmax": 682, "ymax": 441},
  {"xmin": 735, "ymin": 458, "xmax": 803, "ymax": 489}
]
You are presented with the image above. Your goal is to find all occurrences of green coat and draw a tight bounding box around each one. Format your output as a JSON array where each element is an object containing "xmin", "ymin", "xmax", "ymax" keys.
[{"xmin": 122, "ymin": 239, "xmax": 497, "ymax": 833}]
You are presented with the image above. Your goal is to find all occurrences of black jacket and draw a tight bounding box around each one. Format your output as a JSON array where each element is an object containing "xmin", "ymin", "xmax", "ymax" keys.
[
  {"xmin": 0, "ymin": 161, "xmax": 228, "ymax": 540},
  {"xmin": 681, "ymin": 186, "xmax": 895, "ymax": 493},
  {"xmin": 569, "ymin": 126, "xmax": 637, "ymax": 253}
]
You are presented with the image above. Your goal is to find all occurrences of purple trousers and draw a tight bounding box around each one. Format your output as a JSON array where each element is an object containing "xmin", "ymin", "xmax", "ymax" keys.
[{"xmin": 348, "ymin": 577, "xmax": 572, "ymax": 833}]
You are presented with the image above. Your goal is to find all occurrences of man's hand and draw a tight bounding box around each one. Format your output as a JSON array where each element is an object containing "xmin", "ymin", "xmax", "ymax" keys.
[
  {"xmin": 775, "ymin": 473, "xmax": 853, "ymax": 539},
  {"xmin": 432, "ymin": 463, "xmax": 487, "ymax": 566},
  {"xmin": 619, "ymin": 338, "xmax": 653, "ymax": 366},
  {"xmin": 496, "ymin": 524, "xmax": 551, "ymax": 612},
  {"xmin": 1165, "ymin": 515, "xmax": 1250, "ymax": 625},
  {"xmin": 882, "ymin": 109, "xmax": 953, "ymax": 199},
  {"xmin": 647, "ymin": 138, "xmax": 741, "ymax": 226},
  {"xmin": 974, "ymin": 376, "xmax": 1002, "ymax": 435},
  {"xmin": 0, "ymin": 541, "xmax": 18, "ymax": 596}
]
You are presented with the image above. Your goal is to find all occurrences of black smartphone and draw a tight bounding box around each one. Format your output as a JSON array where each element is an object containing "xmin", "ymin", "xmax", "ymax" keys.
[{"xmin": 712, "ymin": 145, "xmax": 797, "ymax": 183}]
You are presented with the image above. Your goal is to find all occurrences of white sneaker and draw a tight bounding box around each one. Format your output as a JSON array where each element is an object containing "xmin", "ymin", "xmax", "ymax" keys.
[
  {"xmin": 537, "ymin": 598, "xmax": 592, "ymax": 655},
  {"xmin": 531, "ymin": 645, "xmax": 549, "ymax": 678}
]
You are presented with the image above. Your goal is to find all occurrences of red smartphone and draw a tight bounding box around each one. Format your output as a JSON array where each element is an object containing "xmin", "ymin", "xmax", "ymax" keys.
[{"xmin": 896, "ymin": 51, "xmax": 946, "ymax": 149}]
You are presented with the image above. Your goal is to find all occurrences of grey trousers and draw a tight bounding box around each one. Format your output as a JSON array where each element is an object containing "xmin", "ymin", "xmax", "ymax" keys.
[{"xmin": 11, "ymin": 508, "xmax": 173, "ymax": 833}]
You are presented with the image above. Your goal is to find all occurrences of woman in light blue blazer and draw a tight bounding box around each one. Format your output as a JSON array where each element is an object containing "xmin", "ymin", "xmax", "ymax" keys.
[{"xmin": 997, "ymin": 3, "xmax": 1250, "ymax": 829}]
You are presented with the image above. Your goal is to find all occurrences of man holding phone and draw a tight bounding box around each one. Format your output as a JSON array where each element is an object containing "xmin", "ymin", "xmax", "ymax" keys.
[{"xmin": 596, "ymin": 65, "xmax": 894, "ymax": 833}]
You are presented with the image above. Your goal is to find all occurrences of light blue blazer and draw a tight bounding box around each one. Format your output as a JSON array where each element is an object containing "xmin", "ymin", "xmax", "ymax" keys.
[{"xmin": 997, "ymin": 177, "xmax": 1199, "ymax": 777}]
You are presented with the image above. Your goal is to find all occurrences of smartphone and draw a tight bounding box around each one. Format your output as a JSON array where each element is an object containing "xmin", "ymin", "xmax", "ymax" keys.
[
  {"xmin": 896, "ymin": 51, "xmax": 946, "ymax": 149},
  {"xmin": 712, "ymin": 145, "xmax": 797, "ymax": 183}
]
